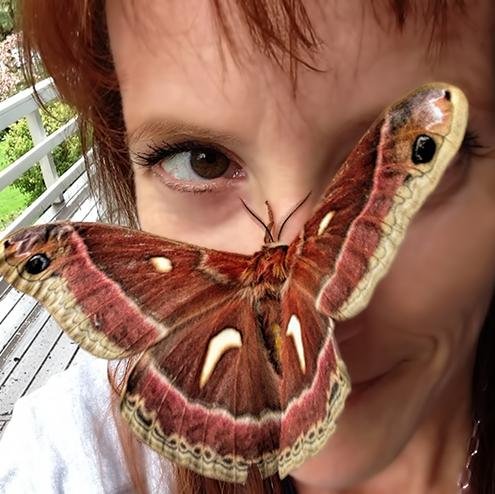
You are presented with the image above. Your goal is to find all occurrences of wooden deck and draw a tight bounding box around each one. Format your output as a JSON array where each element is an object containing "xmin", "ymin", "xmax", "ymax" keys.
[{"xmin": 0, "ymin": 172, "xmax": 99, "ymax": 437}]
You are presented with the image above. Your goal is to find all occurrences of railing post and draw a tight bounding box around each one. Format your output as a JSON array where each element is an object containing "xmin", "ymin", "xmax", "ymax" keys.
[{"xmin": 25, "ymin": 109, "xmax": 64, "ymax": 204}]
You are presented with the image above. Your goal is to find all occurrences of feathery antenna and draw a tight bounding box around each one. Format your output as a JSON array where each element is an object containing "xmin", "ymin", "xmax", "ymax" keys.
[{"xmin": 241, "ymin": 192, "xmax": 311, "ymax": 244}]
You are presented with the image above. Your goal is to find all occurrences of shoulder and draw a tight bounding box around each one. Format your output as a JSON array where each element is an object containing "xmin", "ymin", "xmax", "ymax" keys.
[{"xmin": 0, "ymin": 354, "xmax": 132, "ymax": 493}]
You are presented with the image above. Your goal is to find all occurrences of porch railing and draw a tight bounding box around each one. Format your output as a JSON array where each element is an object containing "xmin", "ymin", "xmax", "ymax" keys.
[{"xmin": 0, "ymin": 78, "xmax": 91, "ymax": 237}]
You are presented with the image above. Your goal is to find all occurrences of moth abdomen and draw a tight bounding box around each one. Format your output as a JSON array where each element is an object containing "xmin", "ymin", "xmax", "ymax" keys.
[{"xmin": 255, "ymin": 298, "xmax": 284, "ymax": 376}]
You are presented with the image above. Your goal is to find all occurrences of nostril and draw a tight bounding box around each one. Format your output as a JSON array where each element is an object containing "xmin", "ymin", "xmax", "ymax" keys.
[
  {"xmin": 3, "ymin": 239, "xmax": 12, "ymax": 249},
  {"xmin": 444, "ymin": 89, "xmax": 451, "ymax": 101}
]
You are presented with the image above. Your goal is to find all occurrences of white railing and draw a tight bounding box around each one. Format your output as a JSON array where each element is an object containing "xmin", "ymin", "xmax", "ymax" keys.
[{"xmin": 0, "ymin": 78, "xmax": 89, "ymax": 237}]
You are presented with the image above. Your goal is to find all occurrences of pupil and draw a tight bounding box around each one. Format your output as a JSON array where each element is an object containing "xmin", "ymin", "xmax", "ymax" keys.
[
  {"xmin": 25, "ymin": 254, "xmax": 51, "ymax": 275},
  {"xmin": 191, "ymin": 149, "xmax": 229, "ymax": 179},
  {"xmin": 412, "ymin": 134, "xmax": 436, "ymax": 164}
]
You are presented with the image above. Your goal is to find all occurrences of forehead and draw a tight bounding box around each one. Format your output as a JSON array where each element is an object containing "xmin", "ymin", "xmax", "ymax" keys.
[
  {"xmin": 105, "ymin": 0, "xmax": 492, "ymax": 140},
  {"xmin": 107, "ymin": 1, "xmax": 407, "ymax": 91}
]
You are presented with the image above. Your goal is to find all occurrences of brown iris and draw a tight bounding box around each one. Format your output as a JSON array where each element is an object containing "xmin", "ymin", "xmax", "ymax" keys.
[{"xmin": 190, "ymin": 149, "xmax": 230, "ymax": 179}]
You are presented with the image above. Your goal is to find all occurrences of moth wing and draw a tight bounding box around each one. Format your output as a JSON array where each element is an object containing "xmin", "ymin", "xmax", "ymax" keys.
[
  {"xmin": 122, "ymin": 280, "xmax": 351, "ymax": 483},
  {"xmin": 275, "ymin": 279, "xmax": 349, "ymax": 478},
  {"xmin": 0, "ymin": 222, "xmax": 251, "ymax": 359},
  {"xmin": 121, "ymin": 293, "xmax": 282, "ymax": 484},
  {"xmin": 293, "ymin": 84, "xmax": 467, "ymax": 320}
]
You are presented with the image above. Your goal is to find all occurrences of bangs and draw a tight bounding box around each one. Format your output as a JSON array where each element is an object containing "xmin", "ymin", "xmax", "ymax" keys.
[{"xmin": 122, "ymin": 0, "xmax": 467, "ymax": 84}]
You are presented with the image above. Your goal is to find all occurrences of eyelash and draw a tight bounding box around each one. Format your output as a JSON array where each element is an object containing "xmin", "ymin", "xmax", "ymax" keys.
[
  {"xmin": 460, "ymin": 129, "xmax": 485, "ymax": 156},
  {"xmin": 133, "ymin": 128, "xmax": 485, "ymax": 192},
  {"xmin": 133, "ymin": 140, "xmax": 243, "ymax": 193},
  {"xmin": 135, "ymin": 140, "xmax": 225, "ymax": 166}
]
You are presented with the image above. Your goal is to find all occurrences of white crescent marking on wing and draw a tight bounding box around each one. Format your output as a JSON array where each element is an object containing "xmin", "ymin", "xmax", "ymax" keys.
[
  {"xmin": 287, "ymin": 314, "xmax": 306, "ymax": 373},
  {"xmin": 317, "ymin": 211, "xmax": 335, "ymax": 236},
  {"xmin": 200, "ymin": 328, "xmax": 242, "ymax": 388}
]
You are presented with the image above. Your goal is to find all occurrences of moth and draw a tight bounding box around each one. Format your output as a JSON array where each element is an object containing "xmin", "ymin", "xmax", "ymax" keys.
[{"xmin": 0, "ymin": 83, "xmax": 468, "ymax": 483}]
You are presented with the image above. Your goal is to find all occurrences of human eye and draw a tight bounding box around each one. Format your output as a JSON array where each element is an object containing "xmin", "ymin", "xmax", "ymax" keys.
[
  {"xmin": 132, "ymin": 140, "xmax": 246, "ymax": 193},
  {"xmin": 423, "ymin": 125, "xmax": 489, "ymax": 206}
]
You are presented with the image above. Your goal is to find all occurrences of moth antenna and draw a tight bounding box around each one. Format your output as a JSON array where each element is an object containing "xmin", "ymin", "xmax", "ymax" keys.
[
  {"xmin": 240, "ymin": 198, "xmax": 275, "ymax": 243},
  {"xmin": 264, "ymin": 201, "xmax": 275, "ymax": 244},
  {"xmin": 276, "ymin": 191, "xmax": 312, "ymax": 241}
]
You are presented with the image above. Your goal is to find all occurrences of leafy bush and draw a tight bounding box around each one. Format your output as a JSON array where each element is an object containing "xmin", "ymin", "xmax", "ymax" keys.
[
  {"xmin": 0, "ymin": 1, "xmax": 14, "ymax": 42},
  {"xmin": 3, "ymin": 101, "xmax": 82, "ymax": 201}
]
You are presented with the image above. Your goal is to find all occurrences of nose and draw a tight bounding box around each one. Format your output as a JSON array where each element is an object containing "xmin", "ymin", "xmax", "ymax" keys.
[
  {"xmin": 247, "ymin": 185, "xmax": 323, "ymax": 245},
  {"xmin": 245, "ymin": 146, "xmax": 335, "ymax": 245}
]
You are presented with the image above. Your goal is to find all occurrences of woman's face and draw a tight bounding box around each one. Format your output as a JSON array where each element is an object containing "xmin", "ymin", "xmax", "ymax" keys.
[{"xmin": 106, "ymin": 1, "xmax": 495, "ymax": 490}]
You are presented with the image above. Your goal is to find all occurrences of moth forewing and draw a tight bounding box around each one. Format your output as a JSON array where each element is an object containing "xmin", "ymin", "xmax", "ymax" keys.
[{"xmin": 316, "ymin": 84, "xmax": 468, "ymax": 320}]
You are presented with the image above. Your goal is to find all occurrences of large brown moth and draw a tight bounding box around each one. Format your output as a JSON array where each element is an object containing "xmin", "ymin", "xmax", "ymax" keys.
[{"xmin": 0, "ymin": 83, "xmax": 468, "ymax": 483}]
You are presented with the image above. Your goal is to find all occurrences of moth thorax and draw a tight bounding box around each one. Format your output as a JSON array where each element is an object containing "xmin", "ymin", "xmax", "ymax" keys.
[{"xmin": 246, "ymin": 245, "xmax": 289, "ymax": 286}]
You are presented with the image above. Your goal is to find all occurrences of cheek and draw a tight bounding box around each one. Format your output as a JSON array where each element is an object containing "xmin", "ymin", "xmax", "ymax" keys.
[
  {"xmin": 339, "ymin": 162, "xmax": 495, "ymax": 375},
  {"xmin": 292, "ymin": 165, "xmax": 495, "ymax": 488},
  {"xmin": 377, "ymin": 173, "xmax": 495, "ymax": 339},
  {"xmin": 133, "ymin": 169, "xmax": 266, "ymax": 254},
  {"xmin": 353, "ymin": 169, "xmax": 495, "ymax": 388}
]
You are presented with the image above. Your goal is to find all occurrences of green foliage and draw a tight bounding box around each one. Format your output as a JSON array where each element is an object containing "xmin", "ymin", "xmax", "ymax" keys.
[
  {"xmin": 0, "ymin": 0, "xmax": 14, "ymax": 41},
  {"xmin": 0, "ymin": 138, "xmax": 6, "ymax": 169},
  {"xmin": 0, "ymin": 139, "xmax": 28, "ymax": 228},
  {"xmin": 3, "ymin": 102, "xmax": 82, "ymax": 201},
  {"xmin": 0, "ymin": 184, "xmax": 28, "ymax": 229}
]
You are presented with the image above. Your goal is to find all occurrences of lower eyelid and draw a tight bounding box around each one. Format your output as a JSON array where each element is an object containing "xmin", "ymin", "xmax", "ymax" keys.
[{"xmin": 151, "ymin": 164, "xmax": 245, "ymax": 193}]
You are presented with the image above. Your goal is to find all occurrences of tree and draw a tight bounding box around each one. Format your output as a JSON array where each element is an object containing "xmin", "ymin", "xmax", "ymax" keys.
[{"xmin": 0, "ymin": 32, "xmax": 23, "ymax": 101}]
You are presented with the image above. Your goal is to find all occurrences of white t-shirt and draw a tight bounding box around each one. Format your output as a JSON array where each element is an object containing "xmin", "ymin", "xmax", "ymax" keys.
[{"xmin": 0, "ymin": 355, "xmax": 170, "ymax": 494}]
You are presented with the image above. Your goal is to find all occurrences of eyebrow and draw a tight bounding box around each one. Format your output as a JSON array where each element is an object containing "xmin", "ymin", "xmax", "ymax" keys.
[
  {"xmin": 126, "ymin": 106, "xmax": 388, "ymax": 155},
  {"xmin": 127, "ymin": 119, "xmax": 243, "ymax": 148}
]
